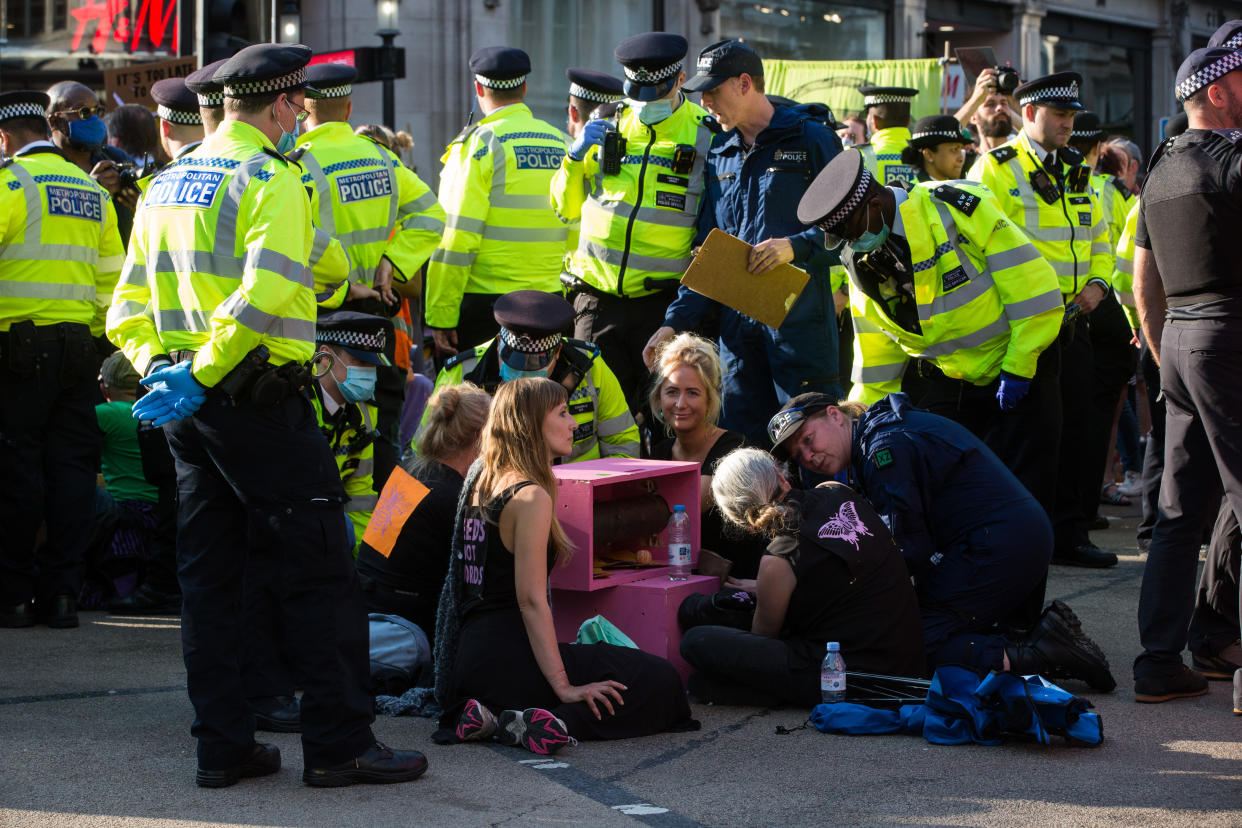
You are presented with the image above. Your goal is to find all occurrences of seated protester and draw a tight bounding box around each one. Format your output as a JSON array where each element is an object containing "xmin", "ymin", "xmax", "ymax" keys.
[
  {"xmin": 312, "ymin": 311, "xmax": 392, "ymax": 551},
  {"xmin": 647, "ymin": 333, "xmax": 766, "ymax": 579},
  {"xmin": 898, "ymin": 115, "xmax": 970, "ymax": 183},
  {"xmin": 427, "ymin": 290, "xmax": 639, "ymax": 462},
  {"xmin": 679, "ymin": 448, "xmax": 925, "ymax": 706},
  {"xmin": 357, "ymin": 382, "xmax": 491, "ymax": 644},
  {"xmin": 768, "ymin": 392, "xmax": 1118, "ymax": 692},
  {"xmin": 436, "ymin": 379, "xmax": 697, "ymax": 753},
  {"xmin": 84, "ymin": 351, "xmax": 162, "ymax": 608}
]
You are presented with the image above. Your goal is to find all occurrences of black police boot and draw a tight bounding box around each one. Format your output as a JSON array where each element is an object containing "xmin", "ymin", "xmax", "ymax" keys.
[
  {"xmin": 1005, "ymin": 600, "xmax": 1116, "ymax": 691},
  {"xmin": 1052, "ymin": 542, "xmax": 1118, "ymax": 568},
  {"xmin": 302, "ymin": 742, "xmax": 428, "ymax": 787},
  {"xmin": 36, "ymin": 594, "xmax": 79, "ymax": 629},
  {"xmin": 247, "ymin": 695, "xmax": 301, "ymax": 733},
  {"xmin": 0, "ymin": 600, "xmax": 36, "ymax": 628},
  {"xmin": 196, "ymin": 742, "xmax": 281, "ymax": 788},
  {"xmin": 109, "ymin": 583, "xmax": 182, "ymax": 616}
]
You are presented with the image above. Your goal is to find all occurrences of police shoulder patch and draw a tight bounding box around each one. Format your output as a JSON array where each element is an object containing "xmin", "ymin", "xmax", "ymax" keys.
[
  {"xmin": 0, "ymin": 157, "xmax": 12, "ymax": 170},
  {"xmin": 284, "ymin": 146, "xmax": 308, "ymax": 163},
  {"xmin": 261, "ymin": 147, "xmax": 289, "ymax": 165},
  {"xmin": 443, "ymin": 346, "xmax": 485, "ymax": 371},
  {"xmin": 931, "ymin": 184, "xmax": 980, "ymax": 216},
  {"xmin": 872, "ymin": 447, "xmax": 895, "ymax": 469},
  {"xmin": 700, "ymin": 114, "xmax": 722, "ymax": 134},
  {"xmin": 1060, "ymin": 146, "xmax": 1084, "ymax": 167},
  {"xmin": 989, "ymin": 146, "xmax": 1018, "ymax": 162}
]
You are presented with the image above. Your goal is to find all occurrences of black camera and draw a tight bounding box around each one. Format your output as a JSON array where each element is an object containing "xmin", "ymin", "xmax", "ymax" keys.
[
  {"xmin": 994, "ymin": 65, "xmax": 1020, "ymax": 96},
  {"xmin": 116, "ymin": 157, "xmax": 160, "ymax": 191}
]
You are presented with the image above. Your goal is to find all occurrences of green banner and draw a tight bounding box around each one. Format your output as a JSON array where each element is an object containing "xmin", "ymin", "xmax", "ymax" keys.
[{"xmin": 763, "ymin": 58, "xmax": 947, "ymax": 121}]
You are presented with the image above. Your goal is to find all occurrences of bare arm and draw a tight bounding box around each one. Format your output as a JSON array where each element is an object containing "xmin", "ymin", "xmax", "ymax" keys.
[
  {"xmin": 1133, "ymin": 245, "xmax": 1166, "ymax": 366},
  {"xmin": 751, "ymin": 554, "xmax": 797, "ymax": 637}
]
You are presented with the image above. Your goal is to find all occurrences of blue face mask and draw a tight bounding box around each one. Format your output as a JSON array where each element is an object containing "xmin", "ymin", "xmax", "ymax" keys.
[
  {"xmin": 337, "ymin": 365, "xmax": 377, "ymax": 403},
  {"xmin": 636, "ymin": 98, "xmax": 674, "ymax": 126},
  {"xmin": 499, "ymin": 362, "xmax": 549, "ymax": 383},
  {"xmin": 275, "ymin": 100, "xmax": 300, "ymax": 155},
  {"xmin": 850, "ymin": 211, "xmax": 891, "ymax": 254},
  {"xmin": 67, "ymin": 115, "xmax": 106, "ymax": 148}
]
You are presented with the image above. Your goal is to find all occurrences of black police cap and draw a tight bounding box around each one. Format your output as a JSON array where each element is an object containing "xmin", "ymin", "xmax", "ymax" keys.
[
  {"xmin": 566, "ymin": 67, "xmax": 624, "ymax": 104},
  {"xmin": 305, "ymin": 63, "xmax": 357, "ymax": 99},
  {"xmin": 151, "ymin": 78, "xmax": 202, "ymax": 126},
  {"xmin": 858, "ymin": 86, "xmax": 918, "ymax": 108},
  {"xmin": 469, "ymin": 46, "xmax": 531, "ymax": 89},
  {"xmin": 186, "ymin": 59, "xmax": 228, "ymax": 107},
  {"xmin": 1208, "ymin": 19, "xmax": 1242, "ymax": 49},
  {"xmin": 909, "ymin": 114, "xmax": 968, "ymax": 149},
  {"xmin": 1176, "ymin": 47, "xmax": 1242, "ymax": 102},
  {"xmin": 1013, "ymin": 71, "xmax": 1084, "ymax": 110},
  {"xmin": 615, "ymin": 32, "xmax": 687, "ymax": 102},
  {"xmin": 682, "ymin": 39, "xmax": 763, "ymax": 93},
  {"xmin": 796, "ymin": 149, "xmax": 874, "ymax": 231},
  {"xmin": 1071, "ymin": 111, "xmax": 1104, "ymax": 141},
  {"xmin": 316, "ymin": 310, "xmax": 391, "ymax": 366},
  {"xmin": 213, "ymin": 43, "xmax": 314, "ymax": 99},
  {"xmin": 0, "ymin": 90, "xmax": 50, "ymax": 125},
  {"xmin": 493, "ymin": 290, "xmax": 574, "ymax": 338}
]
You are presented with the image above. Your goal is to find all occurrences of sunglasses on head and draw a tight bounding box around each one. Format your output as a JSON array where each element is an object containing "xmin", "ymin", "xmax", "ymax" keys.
[{"xmin": 55, "ymin": 104, "xmax": 105, "ymax": 120}]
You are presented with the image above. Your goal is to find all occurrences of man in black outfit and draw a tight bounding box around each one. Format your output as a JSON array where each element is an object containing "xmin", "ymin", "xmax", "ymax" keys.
[{"xmin": 1133, "ymin": 46, "xmax": 1242, "ymax": 704}]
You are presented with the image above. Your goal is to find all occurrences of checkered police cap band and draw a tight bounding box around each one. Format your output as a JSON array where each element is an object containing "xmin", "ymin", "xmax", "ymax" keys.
[
  {"xmin": 911, "ymin": 129, "xmax": 962, "ymax": 141},
  {"xmin": 1071, "ymin": 127, "xmax": 1103, "ymax": 139},
  {"xmin": 499, "ymin": 326, "xmax": 560, "ymax": 354},
  {"xmin": 863, "ymin": 93, "xmax": 912, "ymax": 106},
  {"xmin": 1228, "ymin": 32, "xmax": 1242, "ymax": 48},
  {"xmin": 316, "ymin": 327, "xmax": 386, "ymax": 351},
  {"xmin": 476, "ymin": 74, "xmax": 527, "ymax": 90},
  {"xmin": 818, "ymin": 167, "xmax": 874, "ymax": 231},
  {"xmin": 157, "ymin": 105, "xmax": 203, "ymax": 125},
  {"xmin": 315, "ymin": 83, "xmax": 352, "ymax": 99},
  {"xmin": 569, "ymin": 83, "xmax": 621, "ymax": 104},
  {"xmin": 1177, "ymin": 50, "xmax": 1242, "ymax": 101},
  {"xmin": 0, "ymin": 102, "xmax": 47, "ymax": 121},
  {"xmin": 223, "ymin": 67, "xmax": 307, "ymax": 98},
  {"xmin": 196, "ymin": 91, "xmax": 225, "ymax": 107},
  {"xmin": 1017, "ymin": 81, "xmax": 1080, "ymax": 108},
  {"xmin": 623, "ymin": 60, "xmax": 683, "ymax": 84}
]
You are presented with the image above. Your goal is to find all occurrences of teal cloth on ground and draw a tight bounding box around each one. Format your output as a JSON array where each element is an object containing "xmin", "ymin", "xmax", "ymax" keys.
[{"xmin": 576, "ymin": 614, "xmax": 639, "ymax": 648}]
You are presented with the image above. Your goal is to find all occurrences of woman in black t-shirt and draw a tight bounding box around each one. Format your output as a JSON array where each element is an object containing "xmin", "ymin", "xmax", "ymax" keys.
[
  {"xmin": 436, "ymin": 378, "xmax": 696, "ymax": 755},
  {"xmin": 679, "ymin": 447, "xmax": 925, "ymax": 707},
  {"xmin": 647, "ymin": 333, "xmax": 766, "ymax": 578}
]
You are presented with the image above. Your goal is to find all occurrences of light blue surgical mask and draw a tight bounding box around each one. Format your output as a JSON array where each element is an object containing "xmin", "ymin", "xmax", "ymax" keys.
[
  {"xmin": 849, "ymin": 211, "xmax": 891, "ymax": 254},
  {"xmin": 275, "ymin": 99, "xmax": 300, "ymax": 155},
  {"xmin": 635, "ymin": 98, "xmax": 674, "ymax": 126},
  {"xmin": 67, "ymin": 115, "xmax": 106, "ymax": 148},
  {"xmin": 338, "ymin": 365, "xmax": 377, "ymax": 403},
  {"xmin": 499, "ymin": 362, "xmax": 550, "ymax": 383}
]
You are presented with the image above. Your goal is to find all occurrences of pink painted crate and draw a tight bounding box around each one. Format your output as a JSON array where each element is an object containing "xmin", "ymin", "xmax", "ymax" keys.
[
  {"xmin": 551, "ymin": 574, "xmax": 719, "ymax": 681},
  {"xmin": 550, "ymin": 458, "xmax": 701, "ymax": 592}
]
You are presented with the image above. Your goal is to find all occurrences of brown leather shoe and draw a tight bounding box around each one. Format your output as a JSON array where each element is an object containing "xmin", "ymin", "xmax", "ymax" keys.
[{"xmin": 196, "ymin": 742, "xmax": 281, "ymax": 788}]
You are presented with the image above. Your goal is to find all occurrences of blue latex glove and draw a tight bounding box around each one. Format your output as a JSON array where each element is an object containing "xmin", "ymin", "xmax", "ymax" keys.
[
  {"xmin": 996, "ymin": 371, "xmax": 1032, "ymax": 411},
  {"xmin": 133, "ymin": 362, "xmax": 206, "ymax": 426},
  {"xmin": 568, "ymin": 119, "xmax": 610, "ymax": 162}
]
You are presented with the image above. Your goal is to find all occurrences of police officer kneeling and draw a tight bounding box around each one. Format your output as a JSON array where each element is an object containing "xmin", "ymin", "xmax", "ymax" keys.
[
  {"xmin": 429, "ymin": 290, "xmax": 640, "ymax": 462},
  {"xmin": 107, "ymin": 43, "xmax": 427, "ymax": 789}
]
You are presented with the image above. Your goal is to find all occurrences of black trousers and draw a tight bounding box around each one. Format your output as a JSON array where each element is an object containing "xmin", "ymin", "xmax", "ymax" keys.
[
  {"xmin": 679, "ymin": 625, "xmax": 822, "ymax": 708},
  {"xmin": 572, "ymin": 290, "xmax": 674, "ymax": 414},
  {"xmin": 1138, "ymin": 347, "xmax": 1167, "ymax": 542},
  {"xmin": 0, "ymin": 323, "xmax": 100, "ymax": 606},
  {"xmin": 1137, "ymin": 320, "xmax": 1242, "ymax": 675},
  {"xmin": 164, "ymin": 392, "xmax": 374, "ymax": 770},
  {"xmin": 1080, "ymin": 295, "xmax": 1137, "ymax": 523},
  {"xmin": 135, "ymin": 422, "xmax": 180, "ymax": 593},
  {"xmin": 1187, "ymin": 497, "xmax": 1241, "ymax": 660},
  {"xmin": 1052, "ymin": 314, "xmax": 1096, "ymax": 553}
]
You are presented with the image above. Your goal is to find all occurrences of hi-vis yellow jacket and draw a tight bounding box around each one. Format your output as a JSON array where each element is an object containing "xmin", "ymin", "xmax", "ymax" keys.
[
  {"xmin": 968, "ymin": 130, "xmax": 1114, "ymax": 300},
  {"xmin": 858, "ymin": 126, "xmax": 917, "ymax": 188},
  {"xmin": 1091, "ymin": 172, "xmax": 1132, "ymax": 247},
  {"xmin": 1, "ymin": 145, "xmax": 124, "ymax": 334},
  {"xmin": 846, "ymin": 181, "xmax": 1063, "ymax": 403},
  {"xmin": 1111, "ymin": 199, "xmax": 1141, "ymax": 330},
  {"xmin": 312, "ymin": 387, "xmax": 377, "ymax": 554},
  {"xmin": 551, "ymin": 96, "xmax": 717, "ymax": 297},
  {"xmin": 426, "ymin": 103, "xmax": 568, "ymax": 328},
  {"xmin": 108, "ymin": 120, "xmax": 330, "ymax": 386},
  {"xmin": 295, "ymin": 121, "xmax": 444, "ymax": 289}
]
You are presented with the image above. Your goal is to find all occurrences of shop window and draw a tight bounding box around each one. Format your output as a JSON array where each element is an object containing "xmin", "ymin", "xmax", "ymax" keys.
[{"xmin": 718, "ymin": 1, "xmax": 887, "ymax": 61}]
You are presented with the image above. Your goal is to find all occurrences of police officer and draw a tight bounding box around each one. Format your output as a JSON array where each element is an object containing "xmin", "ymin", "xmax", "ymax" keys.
[
  {"xmin": 552, "ymin": 32, "xmax": 719, "ymax": 413},
  {"xmin": 766, "ymin": 392, "xmax": 1116, "ymax": 691},
  {"xmin": 427, "ymin": 46, "xmax": 568, "ymax": 356},
  {"xmin": 565, "ymin": 67, "xmax": 624, "ymax": 140},
  {"xmin": 430, "ymin": 290, "xmax": 639, "ymax": 462},
  {"xmin": 1132, "ymin": 47, "xmax": 1242, "ymax": 704},
  {"xmin": 297, "ymin": 62, "xmax": 446, "ymax": 484},
  {"xmin": 0, "ymin": 91, "xmax": 124, "ymax": 629},
  {"xmin": 899, "ymin": 114, "xmax": 970, "ymax": 183},
  {"xmin": 856, "ymin": 85, "xmax": 919, "ymax": 187},
  {"xmin": 796, "ymin": 149, "xmax": 1063, "ymax": 517},
  {"xmin": 643, "ymin": 38, "xmax": 843, "ymax": 448},
  {"xmin": 150, "ymin": 77, "xmax": 205, "ymax": 162},
  {"xmin": 107, "ymin": 43, "xmax": 426, "ymax": 788},
  {"xmin": 969, "ymin": 72, "xmax": 1117, "ymax": 569},
  {"xmin": 185, "ymin": 58, "xmax": 228, "ymax": 135}
]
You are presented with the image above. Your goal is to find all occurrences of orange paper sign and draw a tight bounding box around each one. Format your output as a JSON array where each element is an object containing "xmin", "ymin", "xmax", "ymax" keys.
[{"xmin": 361, "ymin": 466, "xmax": 430, "ymax": 558}]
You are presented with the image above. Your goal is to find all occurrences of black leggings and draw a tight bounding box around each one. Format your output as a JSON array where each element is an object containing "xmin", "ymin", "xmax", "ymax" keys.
[{"xmin": 679, "ymin": 626, "xmax": 821, "ymax": 708}]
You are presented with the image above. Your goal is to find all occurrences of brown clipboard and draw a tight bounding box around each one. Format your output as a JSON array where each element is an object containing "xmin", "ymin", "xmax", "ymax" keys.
[{"xmin": 680, "ymin": 228, "xmax": 811, "ymax": 329}]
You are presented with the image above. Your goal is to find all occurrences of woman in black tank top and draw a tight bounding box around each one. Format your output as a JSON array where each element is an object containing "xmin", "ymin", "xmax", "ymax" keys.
[{"xmin": 436, "ymin": 378, "xmax": 697, "ymax": 754}]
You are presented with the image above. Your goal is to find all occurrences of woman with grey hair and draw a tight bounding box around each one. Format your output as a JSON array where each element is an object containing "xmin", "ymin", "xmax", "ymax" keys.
[{"xmin": 676, "ymin": 447, "xmax": 925, "ymax": 707}]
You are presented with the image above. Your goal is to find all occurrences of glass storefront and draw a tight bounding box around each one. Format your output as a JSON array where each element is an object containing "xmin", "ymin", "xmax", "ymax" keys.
[{"xmin": 718, "ymin": 0, "xmax": 887, "ymax": 61}]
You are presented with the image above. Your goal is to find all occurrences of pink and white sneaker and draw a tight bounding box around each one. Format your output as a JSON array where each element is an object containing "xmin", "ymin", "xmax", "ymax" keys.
[
  {"xmin": 455, "ymin": 698, "xmax": 497, "ymax": 742},
  {"xmin": 495, "ymin": 707, "xmax": 574, "ymax": 755}
]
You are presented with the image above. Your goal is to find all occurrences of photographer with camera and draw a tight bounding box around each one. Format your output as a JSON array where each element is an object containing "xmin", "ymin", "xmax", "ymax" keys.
[{"xmin": 956, "ymin": 67, "xmax": 1022, "ymax": 169}]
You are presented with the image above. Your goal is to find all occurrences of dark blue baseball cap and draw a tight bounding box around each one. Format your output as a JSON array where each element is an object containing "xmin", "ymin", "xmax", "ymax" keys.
[{"xmin": 682, "ymin": 39, "xmax": 764, "ymax": 93}]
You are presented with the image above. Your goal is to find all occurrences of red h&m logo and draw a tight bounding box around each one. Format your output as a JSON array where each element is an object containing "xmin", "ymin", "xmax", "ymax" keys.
[{"xmin": 70, "ymin": 0, "xmax": 179, "ymax": 54}]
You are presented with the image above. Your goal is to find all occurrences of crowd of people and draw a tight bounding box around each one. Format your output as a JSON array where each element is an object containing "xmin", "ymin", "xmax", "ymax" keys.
[{"xmin": 3, "ymin": 19, "xmax": 1242, "ymax": 790}]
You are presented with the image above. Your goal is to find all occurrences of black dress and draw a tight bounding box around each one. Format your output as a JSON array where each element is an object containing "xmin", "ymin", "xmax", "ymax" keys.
[
  {"xmin": 651, "ymin": 429, "xmax": 766, "ymax": 579},
  {"xmin": 441, "ymin": 482, "xmax": 698, "ymax": 740},
  {"xmin": 356, "ymin": 460, "xmax": 463, "ymax": 644}
]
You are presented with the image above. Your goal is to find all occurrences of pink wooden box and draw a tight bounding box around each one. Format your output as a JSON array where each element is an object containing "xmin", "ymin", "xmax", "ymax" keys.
[
  {"xmin": 551, "ymin": 458, "xmax": 701, "ymax": 592},
  {"xmin": 552, "ymin": 574, "xmax": 719, "ymax": 681}
]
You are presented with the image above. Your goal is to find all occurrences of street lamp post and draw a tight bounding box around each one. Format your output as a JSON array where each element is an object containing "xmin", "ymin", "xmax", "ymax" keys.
[
  {"xmin": 276, "ymin": 0, "xmax": 301, "ymax": 44},
  {"xmin": 376, "ymin": 0, "xmax": 401, "ymax": 129}
]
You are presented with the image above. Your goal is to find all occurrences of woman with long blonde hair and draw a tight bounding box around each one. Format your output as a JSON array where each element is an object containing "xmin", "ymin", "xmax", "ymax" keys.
[{"xmin": 435, "ymin": 378, "xmax": 696, "ymax": 754}]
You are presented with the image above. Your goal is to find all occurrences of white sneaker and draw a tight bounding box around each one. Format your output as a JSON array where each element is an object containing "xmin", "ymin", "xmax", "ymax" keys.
[{"xmin": 1116, "ymin": 470, "xmax": 1142, "ymax": 498}]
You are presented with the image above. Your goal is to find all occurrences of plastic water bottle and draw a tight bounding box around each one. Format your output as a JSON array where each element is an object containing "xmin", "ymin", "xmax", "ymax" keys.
[
  {"xmin": 667, "ymin": 505, "xmax": 691, "ymax": 581},
  {"xmin": 821, "ymin": 642, "xmax": 846, "ymax": 703}
]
